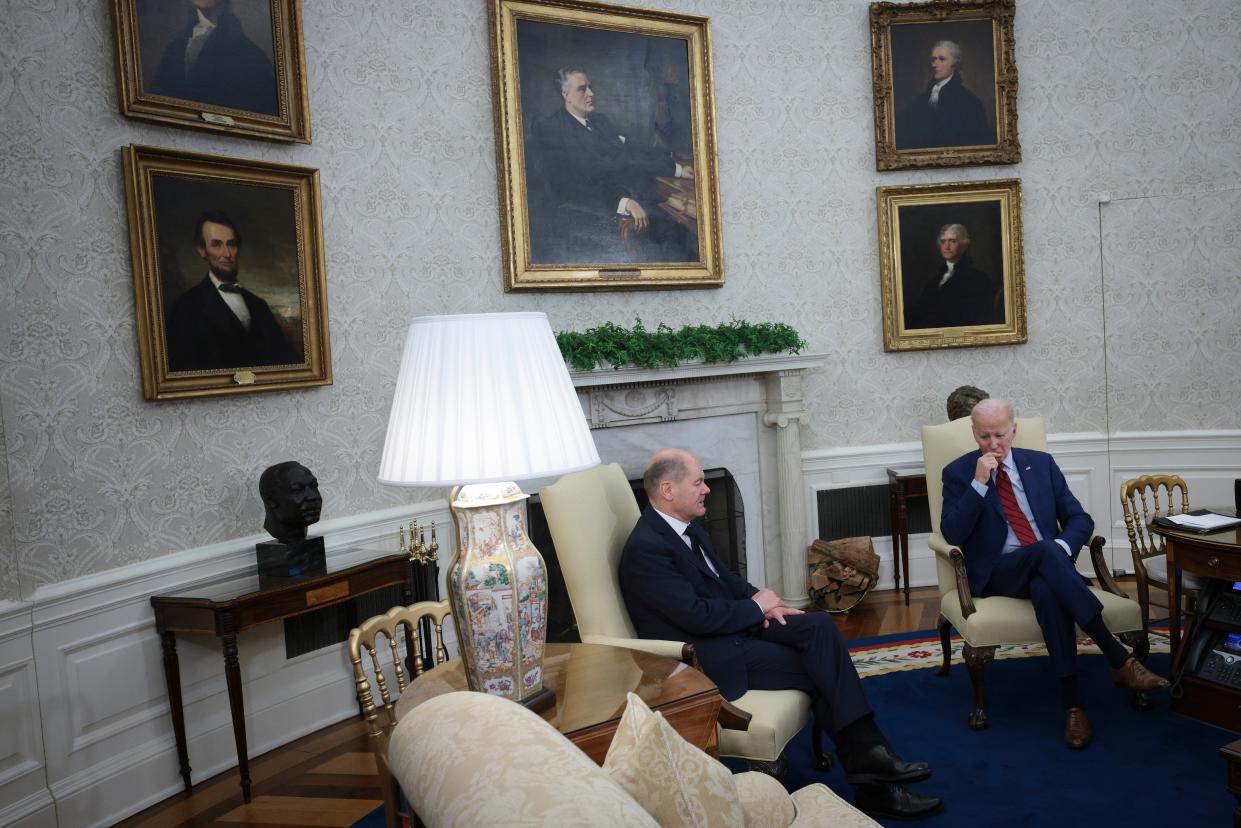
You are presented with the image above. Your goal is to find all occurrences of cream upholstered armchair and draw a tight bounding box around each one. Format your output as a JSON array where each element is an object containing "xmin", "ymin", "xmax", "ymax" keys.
[
  {"xmin": 921, "ymin": 416, "xmax": 1150, "ymax": 728},
  {"xmin": 539, "ymin": 463, "xmax": 828, "ymax": 777},
  {"xmin": 389, "ymin": 690, "xmax": 878, "ymax": 828}
]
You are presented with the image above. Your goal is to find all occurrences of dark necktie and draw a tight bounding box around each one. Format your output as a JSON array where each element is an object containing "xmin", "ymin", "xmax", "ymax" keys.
[
  {"xmin": 684, "ymin": 526, "xmax": 719, "ymax": 578},
  {"xmin": 996, "ymin": 467, "xmax": 1038, "ymax": 547},
  {"xmin": 218, "ymin": 282, "xmax": 242, "ymax": 293}
]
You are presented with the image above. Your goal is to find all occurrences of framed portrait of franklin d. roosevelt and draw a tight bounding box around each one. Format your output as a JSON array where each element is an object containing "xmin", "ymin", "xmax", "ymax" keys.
[
  {"xmin": 489, "ymin": 0, "xmax": 723, "ymax": 291},
  {"xmin": 870, "ymin": 0, "xmax": 1020, "ymax": 170},
  {"xmin": 123, "ymin": 145, "xmax": 331, "ymax": 400},
  {"xmin": 877, "ymin": 179, "xmax": 1026, "ymax": 352},
  {"xmin": 110, "ymin": 0, "xmax": 311, "ymax": 143}
]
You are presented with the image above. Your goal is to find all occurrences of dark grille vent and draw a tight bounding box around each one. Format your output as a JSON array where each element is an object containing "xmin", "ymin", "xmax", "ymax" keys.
[
  {"xmin": 816, "ymin": 484, "xmax": 931, "ymax": 540},
  {"xmin": 283, "ymin": 585, "xmax": 404, "ymax": 660}
]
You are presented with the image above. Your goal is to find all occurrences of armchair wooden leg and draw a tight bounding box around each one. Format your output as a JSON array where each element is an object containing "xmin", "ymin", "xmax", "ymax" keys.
[
  {"xmin": 811, "ymin": 727, "xmax": 834, "ymax": 771},
  {"xmin": 936, "ymin": 615, "xmax": 952, "ymax": 676},
  {"xmin": 962, "ymin": 643, "xmax": 995, "ymax": 730}
]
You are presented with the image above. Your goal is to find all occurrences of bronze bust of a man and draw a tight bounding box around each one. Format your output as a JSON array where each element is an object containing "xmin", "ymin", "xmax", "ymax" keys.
[
  {"xmin": 259, "ymin": 461, "xmax": 322, "ymax": 543},
  {"xmin": 257, "ymin": 461, "xmax": 325, "ymax": 578},
  {"xmin": 946, "ymin": 385, "xmax": 988, "ymax": 421}
]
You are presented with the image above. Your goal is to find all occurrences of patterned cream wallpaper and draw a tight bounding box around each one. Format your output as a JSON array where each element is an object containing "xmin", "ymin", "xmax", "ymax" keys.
[{"xmin": 0, "ymin": 0, "xmax": 1239, "ymax": 598}]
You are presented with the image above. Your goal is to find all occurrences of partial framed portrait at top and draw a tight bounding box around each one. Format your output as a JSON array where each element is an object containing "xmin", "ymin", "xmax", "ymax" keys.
[
  {"xmin": 877, "ymin": 179, "xmax": 1026, "ymax": 352},
  {"xmin": 489, "ymin": 0, "xmax": 723, "ymax": 291},
  {"xmin": 110, "ymin": 0, "xmax": 311, "ymax": 143},
  {"xmin": 870, "ymin": 0, "xmax": 1019, "ymax": 171},
  {"xmin": 123, "ymin": 145, "xmax": 331, "ymax": 400}
]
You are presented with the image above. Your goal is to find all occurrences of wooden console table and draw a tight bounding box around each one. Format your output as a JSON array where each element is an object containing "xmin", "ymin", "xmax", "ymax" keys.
[
  {"xmin": 886, "ymin": 467, "xmax": 927, "ymax": 606},
  {"xmin": 151, "ymin": 553, "xmax": 413, "ymax": 803},
  {"xmin": 396, "ymin": 642, "xmax": 724, "ymax": 763},
  {"xmin": 1154, "ymin": 509, "xmax": 1241, "ymax": 732}
]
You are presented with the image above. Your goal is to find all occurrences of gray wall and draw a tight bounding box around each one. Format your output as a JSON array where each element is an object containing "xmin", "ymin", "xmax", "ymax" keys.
[{"xmin": 1, "ymin": 0, "xmax": 1239, "ymax": 597}]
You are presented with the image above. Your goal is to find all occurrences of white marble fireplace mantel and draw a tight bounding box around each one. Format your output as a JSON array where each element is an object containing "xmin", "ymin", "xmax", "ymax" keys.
[{"xmin": 570, "ymin": 353, "xmax": 827, "ymax": 604}]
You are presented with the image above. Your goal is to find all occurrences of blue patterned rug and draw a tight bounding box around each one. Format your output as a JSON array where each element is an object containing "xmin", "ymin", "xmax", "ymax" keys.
[{"xmin": 747, "ymin": 630, "xmax": 1235, "ymax": 827}]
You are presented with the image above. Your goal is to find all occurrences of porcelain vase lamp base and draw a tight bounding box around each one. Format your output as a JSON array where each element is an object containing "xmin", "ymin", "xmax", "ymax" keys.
[{"xmin": 447, "ymin": 482, "xmax": 556, "ymax": 713}]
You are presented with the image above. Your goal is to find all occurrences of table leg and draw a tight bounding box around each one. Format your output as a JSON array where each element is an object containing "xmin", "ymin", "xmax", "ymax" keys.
[
  {"xmin": 158, "ymin": 631, "xmax": 192, "ymax": 793},
  {"xmin": 888, "ymin": 483, "xmax": 902, "ymax": 597},
  {"xmin": 222, "ymin": 633, "xmax": 252, "ymax": 803},
  {"xmin": 1168, "ymin": 555, "xmax": 1183, "ymax": 675}
]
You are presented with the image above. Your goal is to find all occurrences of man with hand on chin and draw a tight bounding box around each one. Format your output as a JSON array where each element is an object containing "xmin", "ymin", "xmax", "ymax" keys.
[
  {"xmin": 940, "ymin": 398, "xmax": 1169, "ymax": 749},
  {"xmin": 620, "ymin": 448, "xmax": 941, "ymax": 820}
]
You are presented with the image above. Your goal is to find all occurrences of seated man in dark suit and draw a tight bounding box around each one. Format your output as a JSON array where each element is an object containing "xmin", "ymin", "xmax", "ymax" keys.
[
  {"xmin": 165, "ymin": 211, "xmax": 300, "ymax": 372},
  {"xmin": 526, "ymin": 66, "xmax": 697, "ymax": 263},
  {"xmin": 940, "ymin": 398, "xmax": 1169, "ymax": 749},
  {"xmin": 620, "ymin": 448, "xmax": 941, "ymax": 820}
]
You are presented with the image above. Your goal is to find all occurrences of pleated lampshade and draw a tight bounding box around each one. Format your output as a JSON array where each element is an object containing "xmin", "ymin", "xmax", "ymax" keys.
[{"xmin": 378, "ymin": 312, "xmax": 599, "ymax": 486}]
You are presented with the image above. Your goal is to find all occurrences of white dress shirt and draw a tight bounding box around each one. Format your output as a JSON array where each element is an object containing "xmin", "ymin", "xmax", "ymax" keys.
[{"xmin": 209, "ymin": 272, "xmax": 252, "ymax": 330}]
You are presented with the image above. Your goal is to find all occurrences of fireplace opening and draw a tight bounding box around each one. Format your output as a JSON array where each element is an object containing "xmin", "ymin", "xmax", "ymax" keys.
[{"xmin": 526, "ymin": 467, "xmax": 746, "ymax": 643}]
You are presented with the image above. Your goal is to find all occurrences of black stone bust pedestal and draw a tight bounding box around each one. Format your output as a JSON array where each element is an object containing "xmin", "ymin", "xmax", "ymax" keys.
[{"xmin": 256, "ymin": 536, "xmax": 326, "ymax": 580}]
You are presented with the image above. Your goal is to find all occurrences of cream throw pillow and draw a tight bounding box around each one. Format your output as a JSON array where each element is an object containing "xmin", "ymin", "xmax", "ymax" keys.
[{"xmin": 603, "ymin": 692, "xmax": 745, "ymax": 828}]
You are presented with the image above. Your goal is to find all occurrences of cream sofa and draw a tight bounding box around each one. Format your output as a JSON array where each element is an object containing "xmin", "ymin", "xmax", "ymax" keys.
[{"xmin": 389, "ymin": 690, "xmax": 877, "ymax": 827}]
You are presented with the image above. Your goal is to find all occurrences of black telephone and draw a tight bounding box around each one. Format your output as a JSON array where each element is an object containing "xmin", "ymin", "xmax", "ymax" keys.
[{"xmin": 1178, "ymin": 581, "xmax": 1241, "ymax": 690}]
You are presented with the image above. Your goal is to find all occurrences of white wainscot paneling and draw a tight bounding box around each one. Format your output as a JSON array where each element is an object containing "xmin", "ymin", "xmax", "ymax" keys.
[
  {"xmin": 22, "ymin": 500, "xmax": 451, "ymax": 828},
  {"xmin": 0, "ymin": 604, "xmax": 53, "ymax": 828}
]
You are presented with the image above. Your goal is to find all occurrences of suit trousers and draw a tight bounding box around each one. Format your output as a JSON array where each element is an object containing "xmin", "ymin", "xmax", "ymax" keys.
[
  {"xmin": 741, "ymin": 612, "xmax": 872, "ymax": 738},
  {"xmin": 983, "ymin": 540, "xmax": 1105, "ymax": 677}
]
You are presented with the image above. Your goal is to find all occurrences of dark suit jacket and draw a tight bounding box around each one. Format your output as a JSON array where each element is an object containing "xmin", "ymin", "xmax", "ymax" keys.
[
  {"xmin": 895, "ymin": 74, "xmax": 995, "ymax": 150},
  {"xmin": 906, "ymin": 255, "xmax": 1000, "ymax": 329},
  {"xmin": 530, "ymin": 109, "xmax": 677, "ymax": 214},
  {"xmin": 619, "ymin": 507, "xmax": 763, "ymax": 700},
  {"xmin": 940, "ymin": 447, "xmax": 1094, "ymax": 596},
  {"xmin": 165, "ymin": 276, "xmax": 300, "ymax": 372},
  {"xmin": 150, "ymin": 9, "xmax": 278, "ymax": 115}
]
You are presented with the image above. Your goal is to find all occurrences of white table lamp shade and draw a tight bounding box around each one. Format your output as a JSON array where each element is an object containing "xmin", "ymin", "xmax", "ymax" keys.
[{"xmin": 378, "ymin": 312, "xmax": 599, "ymax": 486}]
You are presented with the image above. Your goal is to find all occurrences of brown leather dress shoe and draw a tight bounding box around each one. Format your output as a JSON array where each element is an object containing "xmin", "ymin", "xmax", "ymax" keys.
[
  {"xmin": 1064, "ymin": 707, "xmax": 1092, "ymax": 749},
  {"xmin": 1111, "ymin": 657, "xmax": 1171, "ymax": 691}
]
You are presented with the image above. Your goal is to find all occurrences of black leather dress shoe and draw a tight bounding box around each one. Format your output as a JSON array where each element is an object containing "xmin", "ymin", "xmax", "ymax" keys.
[
  {"xmin": 844, "ymin": 743, "xmax": 932, "ymax": 785},
  {"xmin": 854, "ymin": 783, "xmax": 944, "ymax": 820}
]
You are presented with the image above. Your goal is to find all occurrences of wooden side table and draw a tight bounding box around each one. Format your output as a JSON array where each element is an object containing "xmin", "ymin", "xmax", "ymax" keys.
[
  {"xmin": 886, "ymin": 467, "xmax": 927, "ymax": 606},
  {"xmin": 151, "ymin": 552, "xmax": 414, "ymax": 803},
  {"xmin": 396, "ymin": 642, "xmax": 723, "ymax": 763}
]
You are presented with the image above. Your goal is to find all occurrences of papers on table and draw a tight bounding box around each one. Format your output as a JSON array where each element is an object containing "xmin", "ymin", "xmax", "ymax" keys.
[{"xmin": 1163, "ymin": 511, "xmax": 1241, "ymax": 532}]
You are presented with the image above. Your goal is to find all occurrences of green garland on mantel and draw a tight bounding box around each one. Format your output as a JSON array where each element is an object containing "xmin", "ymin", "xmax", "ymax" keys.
[{"xmin": 556, "ymin": 318, "xmax": 807, "ymax": 372}]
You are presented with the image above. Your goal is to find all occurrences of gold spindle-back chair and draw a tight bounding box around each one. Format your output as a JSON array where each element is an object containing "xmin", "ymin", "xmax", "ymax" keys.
[
  {"xmin": 348, "ymin": 599, "xmax": 452, "ymax": 828},
  {"xmin": 1119, "ymin": 475, "xmax": 1201, "ymax": 637}
]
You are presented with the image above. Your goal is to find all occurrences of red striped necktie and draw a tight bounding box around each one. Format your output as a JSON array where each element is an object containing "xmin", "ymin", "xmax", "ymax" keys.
[{"xmin": 996, "ymin": 467, "xmax": 1038, "ymax": 547}]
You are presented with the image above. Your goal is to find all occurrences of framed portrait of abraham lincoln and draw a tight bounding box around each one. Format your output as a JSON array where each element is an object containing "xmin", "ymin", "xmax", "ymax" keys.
[
  {"xmin": 876, "ymin": 179, "xmax": 1026, "ymax": 352},
  {"xmin": 110, "ymin": 0, "xmax": 311, "ymax": 143},
  {"xmin": 488, "ymin": 0, "xmax": 723, "ymax": 291},
  {"xmin": 870, "ymin": 0, "xmax": 1019, "ymax": 171},
  {"xmin": 123, "ymin": 145, "xmax": 331, "ymax": 400}
]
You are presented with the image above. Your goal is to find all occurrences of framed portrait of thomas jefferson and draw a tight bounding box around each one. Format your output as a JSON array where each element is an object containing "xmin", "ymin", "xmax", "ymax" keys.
[
  {"xmin": 489, "ymin": 0, "xmax": 723, "ymax": 291},
  {"xmin": 123, "ymin": 145, "xmax": 331, "ymax": 400},
  {"xmin": 110, "ymin": 0, "xmax": 311, "ymax": 143},
  {"xmin": 870, "ymin": 0, "xmax": 1019, "ymax": 171},
  {"xmin": 877, "ymin": 179, "xmax": 1026, "ymax": 352}
]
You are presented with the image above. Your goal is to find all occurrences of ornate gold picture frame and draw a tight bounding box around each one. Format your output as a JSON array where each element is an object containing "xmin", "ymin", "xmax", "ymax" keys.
[
  {"xmin": 123, "ymin": 145, "xmax": 331, "ymax": 400},
  {"xmin": 489, "ymin": 0, "xmax": 723, "ymax": 291},
  {"xmin": 870, "ymin": 0, "xmax": 1019, "ymax": 171},
  {"xmin": 111, "ymin": 0, "xmax": 311, "ymax": 143},
  {"xmin": 877, "ymin": 179, "xmax": 1026, "ymax": 352}
]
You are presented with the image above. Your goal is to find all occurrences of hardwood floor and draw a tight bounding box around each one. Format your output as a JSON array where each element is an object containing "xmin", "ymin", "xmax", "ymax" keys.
[{"xmin": 108, "ymin": 584, "xmax": 944, "ymax": 827}]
